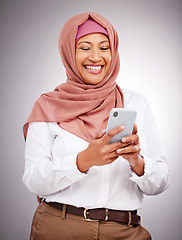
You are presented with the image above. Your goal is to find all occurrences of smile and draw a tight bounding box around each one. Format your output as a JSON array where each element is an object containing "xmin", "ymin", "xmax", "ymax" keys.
[{"xmin": 84, "ymin": 65, "xmax": 103, "ymax": 73}]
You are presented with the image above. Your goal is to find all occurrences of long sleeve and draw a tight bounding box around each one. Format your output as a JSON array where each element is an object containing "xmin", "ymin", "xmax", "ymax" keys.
[
  {"xmin": 23, "ymin": 89, "xmax": 170, "ymax": 210},
  {"xmin": 129, "ymin": 99, "xmax": 170, "ymax": 195},
  {"xmin": 22, "ymin": 122, "xmax": 85, "ymax": 196}
]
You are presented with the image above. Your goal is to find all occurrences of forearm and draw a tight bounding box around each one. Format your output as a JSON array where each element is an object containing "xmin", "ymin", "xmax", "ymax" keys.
[
  {"xmin": 23, "ymin": 122, "xmax": 85, "ymax": 196},
  {"xmin": 130, "ymin": 98, "xmax": 170, "ymax": 195},
  {"xmin": 23, "ymin": 152, "xmax": 85, "ymax": 196},
  {"xmin": 130, "ymin": 156, "xmax": 170, "ymax": 195},
  {"xmin": 131, "ymin": 155, "xmax": 145, "ymax": 176},
  {"xmin": 76, "ymin": 149, "xmax": 92, "ymax": 173}
]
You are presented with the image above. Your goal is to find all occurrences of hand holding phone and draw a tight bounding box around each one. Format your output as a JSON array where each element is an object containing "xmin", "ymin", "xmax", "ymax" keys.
[{"xmin": 106, "ymin": 108, "xmax": 137, "ymax": 144}]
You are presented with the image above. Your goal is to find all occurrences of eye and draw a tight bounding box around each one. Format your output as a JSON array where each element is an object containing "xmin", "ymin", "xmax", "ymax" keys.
[
  {"xmin": 100, "ymin": 46, "xmax": 110, "ymax": 51},
  {"xmin": 80, "ymin": 47, "xmax": 90, "ymax": 51},
  {"xmin": 77, "ymin": 44, "xmax": 91, "ymax": 51}
]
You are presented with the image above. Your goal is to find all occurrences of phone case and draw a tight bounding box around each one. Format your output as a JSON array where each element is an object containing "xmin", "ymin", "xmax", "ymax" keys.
[{"xmin": 106, "ymin": 108, "xmax": 137, "ymax": 144}]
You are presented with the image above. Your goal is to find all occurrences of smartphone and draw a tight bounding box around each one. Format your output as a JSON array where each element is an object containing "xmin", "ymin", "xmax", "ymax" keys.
[{"xmin": 106, "ymin": 108, "xmax": 137, "ymax": 144}]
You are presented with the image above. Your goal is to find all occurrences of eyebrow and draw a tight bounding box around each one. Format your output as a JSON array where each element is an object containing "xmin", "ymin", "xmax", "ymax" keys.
[{"xmin": 77, "ymin": 40, "xmax": 110, "ymax": 45}]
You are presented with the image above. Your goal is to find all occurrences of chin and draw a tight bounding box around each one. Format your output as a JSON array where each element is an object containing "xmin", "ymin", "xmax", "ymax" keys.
[{"xmin": 83, "ymin": 75, "xmax": 105, "ymax": 85}]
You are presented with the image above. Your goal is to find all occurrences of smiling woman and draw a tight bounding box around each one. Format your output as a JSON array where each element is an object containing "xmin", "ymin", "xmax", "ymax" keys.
[
  {"xmin": 22, "ymin": 12, "xmax": 169, "ymax": 240},
  {"xmin": 75, "ymin": 33, "xmax": 111, "ymax": 85}
]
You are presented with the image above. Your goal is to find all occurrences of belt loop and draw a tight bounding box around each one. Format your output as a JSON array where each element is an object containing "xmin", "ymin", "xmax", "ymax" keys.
[
  {"xmin": 61, "ymin": 204, "xmax": 67, "ymax": 219},
  {"xmin": 127, "ymin": 211, "xmax": 131, "ymax": 227}
]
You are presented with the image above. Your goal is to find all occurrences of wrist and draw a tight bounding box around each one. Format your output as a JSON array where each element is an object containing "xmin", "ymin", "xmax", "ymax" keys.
[
  {"xmin": 131, "ymin": 155, "xmax": 145, "ymax": 176},
  {"xmin": 76, "ymin": 149, "xmax": 91, "ymax": 173}
]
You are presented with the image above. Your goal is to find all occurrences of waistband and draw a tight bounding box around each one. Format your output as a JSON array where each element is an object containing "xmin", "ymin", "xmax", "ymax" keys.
[{"xmin": 44, "ymin": 201, "xmax": 140, "ymax": 226}]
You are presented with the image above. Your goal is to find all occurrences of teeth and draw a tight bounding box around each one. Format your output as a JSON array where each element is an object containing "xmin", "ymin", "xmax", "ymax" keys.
[{"xmin": 85, "ymin": 65, "xmax": 102, "ymax": 71}]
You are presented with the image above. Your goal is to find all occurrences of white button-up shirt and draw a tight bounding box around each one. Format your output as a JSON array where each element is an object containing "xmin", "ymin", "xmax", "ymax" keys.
[{"xmin": 23, "ymin": 89, "xmax": 170, "ymax": 210}]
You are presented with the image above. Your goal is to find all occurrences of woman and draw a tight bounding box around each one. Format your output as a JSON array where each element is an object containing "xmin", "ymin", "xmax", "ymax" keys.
[{"xmin": 23, "ymin": 12, "xmax": 170, "ymax": 240}]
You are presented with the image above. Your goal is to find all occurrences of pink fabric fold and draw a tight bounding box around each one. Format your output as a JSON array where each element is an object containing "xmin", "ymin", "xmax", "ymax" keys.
[
  {"xmin": 23, "ymin": 12, "xmax": 124, "ymax": 142},
  {"xmin": 75, "ymin": 18, "xmax": 109, "ymax": 42}
]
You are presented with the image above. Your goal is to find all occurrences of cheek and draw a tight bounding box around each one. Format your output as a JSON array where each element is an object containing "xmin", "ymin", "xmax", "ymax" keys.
[
  {"xmin": 75, "ymin": 54, "xmax": 87, "ymax": 79},
  {"xmin": 75, "ymin": 55, "xmax": 82, "ymax": 72},
  {"xmin": 105, "ymin": 51, "xmax": 111, "ymax": 65},
  {"xmin": 75, "ymin": 52, "xmax": 86, "ymax": 67}
]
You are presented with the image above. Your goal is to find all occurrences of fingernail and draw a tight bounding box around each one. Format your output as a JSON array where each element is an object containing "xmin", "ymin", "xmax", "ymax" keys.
[
  {"xmin": 122, "ymin": 138, "xmax": 126, "ymax": 142},
  {"xmin": 120, "ymin": 125, "xmax": 125, "ymax": 130},
  {"xmin": 116, "ymin": 149, "xmax": 122, "ymax": 154}
]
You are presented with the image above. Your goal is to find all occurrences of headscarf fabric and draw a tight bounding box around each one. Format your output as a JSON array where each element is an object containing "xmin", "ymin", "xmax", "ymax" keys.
[
  {"xmin": 23, "ymin": 12, "xmax": 124, "ymax": 142},
  {"xmin": 75, "ymin": 18, "xmax": 109, "ymax": 42}
]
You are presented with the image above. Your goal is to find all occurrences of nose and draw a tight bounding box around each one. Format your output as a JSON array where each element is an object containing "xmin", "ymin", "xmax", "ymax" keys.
[{"xmin": 88, "ymin": 47, "xmax": 101, "ymax": 62}]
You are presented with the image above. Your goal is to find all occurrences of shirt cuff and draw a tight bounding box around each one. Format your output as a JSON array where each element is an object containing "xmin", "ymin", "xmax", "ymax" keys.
[
  {"xmin": 129, "ymin": 157, "xmax": 155, "ymax": 183},
  {"xmin": 52, "ymin": 153, "xmax": 85, "ymax": 182}
]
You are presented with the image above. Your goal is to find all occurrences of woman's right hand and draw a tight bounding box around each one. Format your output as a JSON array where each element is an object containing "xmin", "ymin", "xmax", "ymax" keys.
[{"xmin": 76, "ymin": 125, "xmax": 126, "ymax": 173}]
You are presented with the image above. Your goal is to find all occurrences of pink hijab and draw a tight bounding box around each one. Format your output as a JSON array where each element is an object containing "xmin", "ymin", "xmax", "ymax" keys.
[{"xmin": 23, "ymin": 12, "xmax": 124, "ymax": 142}]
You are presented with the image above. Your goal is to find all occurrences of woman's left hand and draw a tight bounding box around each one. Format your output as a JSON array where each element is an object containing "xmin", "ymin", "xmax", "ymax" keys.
[{"xmin": 116, "ymin": 124, "xmax": 145, "ymax": 176}]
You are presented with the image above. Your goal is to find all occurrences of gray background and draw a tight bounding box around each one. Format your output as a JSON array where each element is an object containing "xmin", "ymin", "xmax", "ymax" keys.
[{"xmin": 0, "ymin": 0, "xmax": 182, "ymax": 239}]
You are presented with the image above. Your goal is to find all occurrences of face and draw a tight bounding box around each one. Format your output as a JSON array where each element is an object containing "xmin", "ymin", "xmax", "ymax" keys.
[{"xmin": 75, "ymin": 33, "xmax": 111, "ymax": 85}]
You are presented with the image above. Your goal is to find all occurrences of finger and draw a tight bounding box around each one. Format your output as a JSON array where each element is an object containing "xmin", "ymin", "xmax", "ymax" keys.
[
  {"xmin": 105, "ymin": 151, "xmax": 119, "ymax": 160},
  {"xmin": 116, "ymin": 144, "xmax": 141, "ymax": 154},
  {"xmin": 107, "ymin": 141, "xmax": 130, "ymax": 153},
  {"xmin": 119, "ymin": 153, "xmax": 132, "ymax": 161},
  {"xmin": 104, "ymin": 155, "xmax": 119, "ymax": 164},
  {"xmin": 121, "ymin": 134, "xmax": 139, "ymax": 144},
  {"xmin": 132, "ymin": 123, "xmax": 137, "ymax": 135},
  {"xmin": 93, "ymin": 129, "xmax": 106, "ymax": 139},
  {"xmin": 103, "ymin": 125, "xmax": 125, "ymax": 144}
]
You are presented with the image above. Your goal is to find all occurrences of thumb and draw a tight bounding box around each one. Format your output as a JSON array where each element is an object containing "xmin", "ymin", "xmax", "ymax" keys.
[{"xmin": 132, "ymin": 123, "xmax": 137, "ymax": 135}]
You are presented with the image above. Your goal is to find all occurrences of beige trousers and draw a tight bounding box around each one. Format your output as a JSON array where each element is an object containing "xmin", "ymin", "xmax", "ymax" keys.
[{"xmin": 30, "ymin": 202, "xmax": 151, "ymax": 240}]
